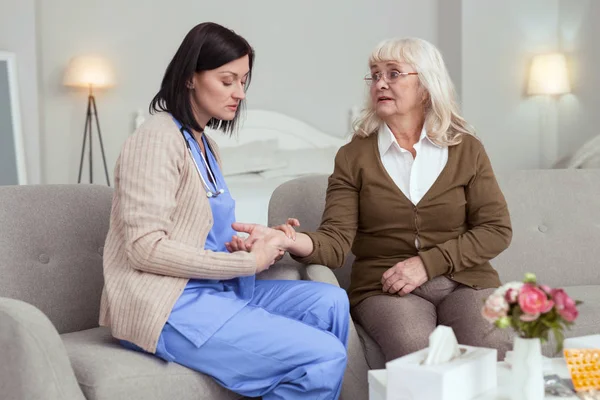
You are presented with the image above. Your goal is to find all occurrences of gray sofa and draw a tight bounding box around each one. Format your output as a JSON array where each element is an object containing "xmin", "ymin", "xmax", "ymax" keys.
[
  {"xmin": 1, "ymin": 185, "xmax": 354, "ymax": 400},
  {"xmin": 268, "ymin": 169, "xmax": 600, "ymax": 391},
  {"xmin": 1, "ymin": 169, "xmax": 599, "ymax": 400}
]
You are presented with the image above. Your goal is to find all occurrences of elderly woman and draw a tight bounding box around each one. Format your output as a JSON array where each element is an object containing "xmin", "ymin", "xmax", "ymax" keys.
[{"xmin": 231, "ymin": 37, "xmax": 512, "ymax": 361}]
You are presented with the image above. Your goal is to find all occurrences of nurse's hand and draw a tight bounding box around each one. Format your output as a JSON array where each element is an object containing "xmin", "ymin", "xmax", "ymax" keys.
[{"xmin": 250, "ymin": 234, "xmax": 287, "ymax": 273}]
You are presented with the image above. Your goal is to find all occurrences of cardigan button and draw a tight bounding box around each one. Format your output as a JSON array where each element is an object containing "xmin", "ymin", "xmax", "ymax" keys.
[
  {"xmin": 38, "ymin": 254, "xmax": 50, "ymax": 264},
  {"xmin": 538, "ymin": 225, "xmax": 548, "ymax": 233}
]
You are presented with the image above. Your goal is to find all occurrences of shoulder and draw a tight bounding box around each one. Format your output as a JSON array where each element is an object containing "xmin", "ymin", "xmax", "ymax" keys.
[
  {"xmin": 454, "ymin": 133, "xmax": 483, "ymax": 149},
  {"xmin": 125, "ymin": 112, "xmax": 186, "ymax": 155},
  {"xmin": 449, "ymin": 134, "xmax": 497, "ymax": 178},
  {"xmin": 450, "ymin": 133, "xmax": 486, "ymax": 160},
  {"xmin": 337, "ymin": 133, "xmax": 376, "ymax": 160}
]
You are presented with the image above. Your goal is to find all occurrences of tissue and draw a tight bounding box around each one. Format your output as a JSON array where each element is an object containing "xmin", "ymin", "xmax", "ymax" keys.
[
  {"xmin": 385, "ymin": 325, "xmax": 498, "ymax": 400},
  {"xmin": 423, "ymin": 325, "xmax": 462, "ymax": 365}
]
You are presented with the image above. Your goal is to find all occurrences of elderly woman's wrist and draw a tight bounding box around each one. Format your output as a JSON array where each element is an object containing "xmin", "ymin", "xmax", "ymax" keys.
[{"xmin": 418, "ymin": 248, "xmax": 449, "ymax": 279}]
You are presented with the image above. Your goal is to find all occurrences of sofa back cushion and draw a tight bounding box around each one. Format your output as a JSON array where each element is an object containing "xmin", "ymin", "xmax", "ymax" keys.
[
  {"xmin": 492, "ymin": 169, "xmax": 600, "ymax": 287},
  {"xmin": 0, "ymin": 184, "xmax": 112, "ymax": 333}
]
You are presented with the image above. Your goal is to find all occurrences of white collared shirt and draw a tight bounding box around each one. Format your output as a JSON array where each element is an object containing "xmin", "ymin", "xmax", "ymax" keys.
[{"xmin": 377, "ymin": 124, "xmax": 448, "ymax": 206}]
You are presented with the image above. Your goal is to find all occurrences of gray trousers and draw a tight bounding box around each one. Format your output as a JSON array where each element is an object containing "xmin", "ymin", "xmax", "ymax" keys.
[{"xmin": 351, "ymin": 276, "xmax": 512, "ymax": 362}]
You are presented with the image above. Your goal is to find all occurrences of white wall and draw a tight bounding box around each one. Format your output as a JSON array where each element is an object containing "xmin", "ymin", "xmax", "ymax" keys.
[
  {"xmin": 37, "ymin": 0, "xmax": 437, "ymax": 184},
  {"xmin": 461, "ymin": 0, "xmax": 561, "ymax": 172},
  {"xmin": 0, "ymin": 0, "xmax": 41, "ymax": 184},
  {"xmin": 437, "ymin": 0, "xmax": 462, "ymax": 101},
  {"xmin": 557, "ymin": 0, "xmax": 600, "ymax": 160}
]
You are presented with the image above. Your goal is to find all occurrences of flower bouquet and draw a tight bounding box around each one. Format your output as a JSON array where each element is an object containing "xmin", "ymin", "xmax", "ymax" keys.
[
  {"xmin": 482, "ymin": 273, "xmax": 582, "ymax": 400},
  {"xmin": 482, "ymin": 272, "xmax": 581, "ymax": 352}
]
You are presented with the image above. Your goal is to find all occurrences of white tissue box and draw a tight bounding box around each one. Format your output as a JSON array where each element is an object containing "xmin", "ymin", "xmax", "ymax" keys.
[{"xmin": 385, "ymin": 345, "xmax": 497, "ymax": 400}]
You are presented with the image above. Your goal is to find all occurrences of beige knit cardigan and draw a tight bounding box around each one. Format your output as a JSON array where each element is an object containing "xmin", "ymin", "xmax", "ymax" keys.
[{"xmin": 99, "ymin": 112, "xmax": 257, "ymax": 353}]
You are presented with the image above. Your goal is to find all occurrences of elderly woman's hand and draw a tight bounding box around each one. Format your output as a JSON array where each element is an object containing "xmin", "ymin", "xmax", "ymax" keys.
[
  {"xmin": 381, "ymin": 256, "xmax": 428, "ymax": 296},
  {"xmin": 226, "ymin": 220, "xmax": 300, "ymax": 262},
  {"xmin": 227, "ymin": 219, "xmax": 300, "ymax": 252}
]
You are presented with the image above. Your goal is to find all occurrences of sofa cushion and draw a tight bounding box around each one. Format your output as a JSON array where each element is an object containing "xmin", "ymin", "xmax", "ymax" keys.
[
  {"xmin": 0, "ymin": 185, "xmax": 112, "ymax": 334},
  {"xmin": 493, "ymin": 169, "xmax": 600, "ymax": 288},
  {"xmin": 62, "ymin": 327, "xmax": 246, "ymax": 400}
]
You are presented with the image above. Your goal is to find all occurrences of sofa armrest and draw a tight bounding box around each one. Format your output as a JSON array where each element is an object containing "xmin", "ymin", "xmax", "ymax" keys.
[
  {"xmin": 0, "ymin": 297, "xmax": 85, "ymax": 400},
  {"xmin": 302, "ymin": 263, "xmax": 341, "ymax": 287}
]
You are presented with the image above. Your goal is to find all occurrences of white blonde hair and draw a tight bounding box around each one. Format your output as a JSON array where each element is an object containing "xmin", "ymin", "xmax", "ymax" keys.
[{"xmin": 353, "ymin": 37, "xmax": 474, "ymax": 146}]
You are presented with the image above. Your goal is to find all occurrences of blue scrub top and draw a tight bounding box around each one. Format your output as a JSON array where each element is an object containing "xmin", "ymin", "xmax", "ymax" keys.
[{"xmin": 165, "ymin": 118, "xmax": 256, "ymax": 348}]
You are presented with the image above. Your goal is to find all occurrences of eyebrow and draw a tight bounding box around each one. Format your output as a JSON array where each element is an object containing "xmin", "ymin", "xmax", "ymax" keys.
[{"xmin": 219, "ymin": 71, "xmax": 250, "ymax": 77}]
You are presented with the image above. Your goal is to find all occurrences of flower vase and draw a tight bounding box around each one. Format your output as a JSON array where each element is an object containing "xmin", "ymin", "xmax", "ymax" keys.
[{"xmin": 511, "ymin": 337, "xmax": 544, "ymax": 400}]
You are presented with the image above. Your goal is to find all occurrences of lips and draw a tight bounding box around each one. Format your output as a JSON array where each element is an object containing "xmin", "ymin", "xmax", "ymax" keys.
[
  {"xmin": 377, "ymin": 96, "xmax": 393, "ymax": 102},
  {"xmin": 227, "ymin": 104, "xmax": 238, "ymax": 111}
]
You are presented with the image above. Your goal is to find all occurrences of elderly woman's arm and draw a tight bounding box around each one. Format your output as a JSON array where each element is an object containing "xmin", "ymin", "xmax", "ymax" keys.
[
  {"xmin": 418, "ymin": 144, "xmax": 512, "ymax": 279},
  {"xmin": 288, "ymin": 147, "xmax": 360, "ymax": 268}
]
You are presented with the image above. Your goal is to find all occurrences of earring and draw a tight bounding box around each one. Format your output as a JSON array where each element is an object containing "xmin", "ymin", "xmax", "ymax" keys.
[{"xmin": 186, "ymin": 82, "xmax": 194, "ymax": 89}]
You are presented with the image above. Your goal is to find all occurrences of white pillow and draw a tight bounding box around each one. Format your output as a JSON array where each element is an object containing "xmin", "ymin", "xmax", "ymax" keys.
[
  {"xmin": 580, "ymin": 153, "xmax": 600, "ymax": 168},
  {"xmin": 218, "ymin": 139, "xmax": 287, "ymax": 176},
  {"xmin": 259, "ymin": 147, "xmax": 339, "ymax": 179}
]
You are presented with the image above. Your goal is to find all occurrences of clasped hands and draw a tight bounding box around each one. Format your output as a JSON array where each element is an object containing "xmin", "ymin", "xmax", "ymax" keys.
[
  {"xmin": 381, "ymin": 256, "xmax": 429, "ymax": 296},
  {"xmin": 225, "ymin": 218, "xmax": 300, "ymax": 273}
]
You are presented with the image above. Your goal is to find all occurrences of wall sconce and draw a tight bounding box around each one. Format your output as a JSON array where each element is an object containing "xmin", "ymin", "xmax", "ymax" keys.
[{"xmin": 64, "ymin": 55, "xmax": 115, "ymax": 186}]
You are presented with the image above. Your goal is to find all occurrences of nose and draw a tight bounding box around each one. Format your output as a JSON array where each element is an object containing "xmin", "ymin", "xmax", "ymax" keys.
[
  {"xmin": 233, "ymin": 84, "xmax": 246, "ymax": 100},
  {"xmin": 375, "ymin": 77, "xmax": 389, "ymax": 90}
]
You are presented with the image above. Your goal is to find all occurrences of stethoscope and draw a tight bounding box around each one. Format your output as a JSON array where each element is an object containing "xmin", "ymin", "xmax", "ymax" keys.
[{"xmin": 179, "ymin": 126, "xmax": 225, "ymax": 198}]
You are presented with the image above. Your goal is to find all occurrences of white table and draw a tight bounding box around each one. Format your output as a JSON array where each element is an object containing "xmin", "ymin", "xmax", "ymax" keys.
[{"xmin": 369, "ymin": 358, "xmax": 578, "ymax": 400}]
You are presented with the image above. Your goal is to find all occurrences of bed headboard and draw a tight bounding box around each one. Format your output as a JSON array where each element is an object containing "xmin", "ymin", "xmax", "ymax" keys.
[{"xmin": 206, "ymin": 109, "xmax": 348, "ymax": 150}]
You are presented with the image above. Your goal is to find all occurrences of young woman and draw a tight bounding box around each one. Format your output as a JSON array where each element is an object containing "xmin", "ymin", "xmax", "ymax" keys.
[{"xmin": 99, "ymin": 22, "xmax": 349, "ymax": 400}]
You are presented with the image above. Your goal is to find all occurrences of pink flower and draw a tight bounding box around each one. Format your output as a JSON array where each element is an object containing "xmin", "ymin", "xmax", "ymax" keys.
[
  {"xmin": 520, "ymin": 312, "xmax": 540, "ymax": 322},
  {"xmin": 551, "ymin": 289, "xmax": 579, "ymax": 322},
  {"xmin": 505, "ymin": 288, "xmax": 519, "ymax": 304},
  {"xmin": 518, "ymin": 284, "xmax": 554, "ymax": 317},
  {"xmin": 540, "ymin": 285, "xmax": 552, "ymax": 295},
  {"xmin": 482, "ymin": 294, "xmax": 509, "ymax": 323}
]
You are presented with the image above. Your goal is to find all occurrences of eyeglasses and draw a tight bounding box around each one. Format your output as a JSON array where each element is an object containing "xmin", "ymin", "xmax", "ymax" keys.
[{"xmin": 364, "ymin": 71, "xmax": 418, "ymax": 86}]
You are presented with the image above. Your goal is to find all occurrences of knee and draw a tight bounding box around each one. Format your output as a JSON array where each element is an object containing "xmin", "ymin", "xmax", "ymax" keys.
[
  {"xmin": 310, "ymin": 332, "xmax": 347, "ymax": 364},
  {"xmin": 315, "ymin": 284, "xmax": 350, "ymax": 314},
  {"xmin": 321, "ymin": 337, "xmax": 348, "ymax": 371}
]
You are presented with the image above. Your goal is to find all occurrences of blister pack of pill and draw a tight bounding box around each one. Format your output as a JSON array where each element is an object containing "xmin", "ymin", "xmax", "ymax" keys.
[{"xmin": 564, "ymin": 349, "xmax": 600, "ymax": 393}]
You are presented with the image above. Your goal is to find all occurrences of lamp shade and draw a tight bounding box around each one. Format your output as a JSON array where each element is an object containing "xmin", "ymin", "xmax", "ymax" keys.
[
  {"xmin": 63, "ymin": 55, "xmax": 115, "ymax": 89},
  {"xmin": 527, "ymin": 53, "xmax": 571, "ymax": 95}
]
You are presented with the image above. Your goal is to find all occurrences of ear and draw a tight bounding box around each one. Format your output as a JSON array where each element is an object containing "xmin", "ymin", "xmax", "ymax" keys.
[{"xmin": 187, "ymin": 73, "xmax": 198, "ymax": 90}]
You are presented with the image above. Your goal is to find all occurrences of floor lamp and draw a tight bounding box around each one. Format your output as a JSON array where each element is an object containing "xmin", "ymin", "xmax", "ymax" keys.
[
  {"xmin": 64, "ymin": 55, "xmax": 114, "ymax": 186},
  {"xmin": 527, "ymin": 53, "xmax": 571, "ymax": 168}
]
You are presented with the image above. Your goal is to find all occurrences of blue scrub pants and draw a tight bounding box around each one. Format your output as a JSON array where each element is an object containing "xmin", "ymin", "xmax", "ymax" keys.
[{"xmin": 156, "ymin": 280, "xmax": 349, "ymax": 400}]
